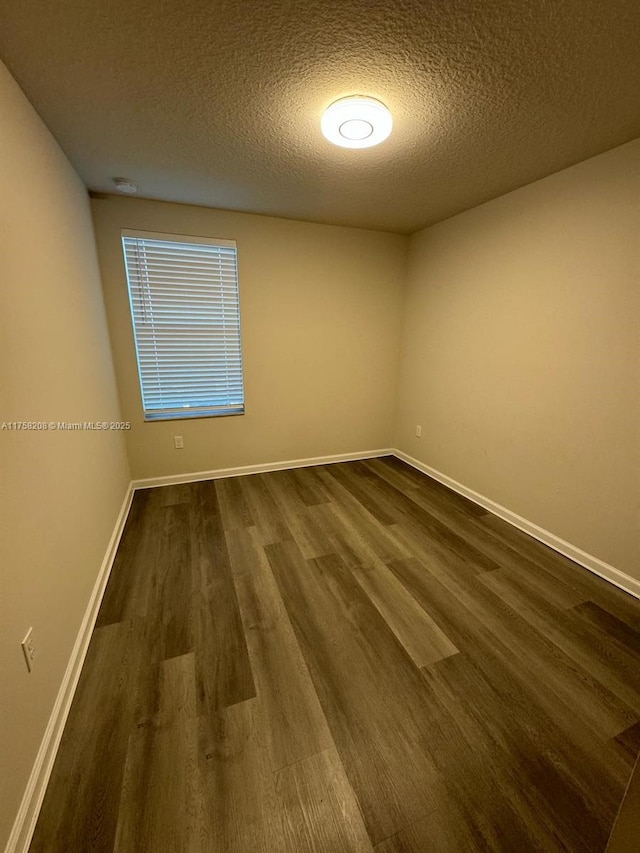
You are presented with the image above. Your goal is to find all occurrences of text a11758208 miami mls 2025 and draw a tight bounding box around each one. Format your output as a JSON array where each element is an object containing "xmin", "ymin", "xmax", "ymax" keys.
[{"xmin": 1, "ymin": 421, "xmax": 132, "ymax": 431}]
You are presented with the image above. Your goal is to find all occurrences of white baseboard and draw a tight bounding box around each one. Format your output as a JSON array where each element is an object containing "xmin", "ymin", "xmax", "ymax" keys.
[
  {"xmin": 131, "ymin": 448, "xmax": 394, "ymax": 490},
  {"xmin": 393, "ymin": 449, "xmax": 640, "ymax": 601},
  {"xmin": 5, "ymin": 484, "xmax": 134, "ymax": 853}
]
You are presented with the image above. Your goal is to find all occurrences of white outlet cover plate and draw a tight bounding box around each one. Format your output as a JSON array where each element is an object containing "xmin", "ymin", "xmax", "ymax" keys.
[{"xmin": 21, "ymin": 627, "xmax": 35, "ymax": 672}]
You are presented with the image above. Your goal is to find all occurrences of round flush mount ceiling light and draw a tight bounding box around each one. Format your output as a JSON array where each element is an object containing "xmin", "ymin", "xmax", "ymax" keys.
[
  {"xmin": 321, "ymin": 96, "xmax": 392, "ymax": 149},
  {"xmin": 113, "ymin": 177, "xmax": 138, "ymax": 194}
]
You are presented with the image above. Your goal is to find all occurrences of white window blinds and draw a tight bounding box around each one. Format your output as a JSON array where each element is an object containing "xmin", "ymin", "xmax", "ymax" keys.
[{"xmin": 121, "ymin": 230, "xmax": 245, "ymax": 420}]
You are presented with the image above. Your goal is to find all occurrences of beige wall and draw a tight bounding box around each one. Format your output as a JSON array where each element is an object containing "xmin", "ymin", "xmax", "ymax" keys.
[
  {"xmin": 395, "ymin": 140, "xmax": 640, "ymax": 578},
  {"xmin": 0, "ymin": 63, "xmax": 131, "ymax": 848},
  {"xmin": 91, "ymin": 196, "xmax": 407, "ymax": 480}
]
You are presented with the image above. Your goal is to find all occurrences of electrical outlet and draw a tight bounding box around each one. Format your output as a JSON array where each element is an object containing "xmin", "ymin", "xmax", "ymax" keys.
[
  {"xmin": 174, "ymin": 435, "xmax": 184, "ymax": 449},
  {"xmin": 415, "ymin": 425, "xmax": 422, "ymax": 438},
  {"xmin": 21, "ymin": 627, "xmax": 35, "ymax": 673}
]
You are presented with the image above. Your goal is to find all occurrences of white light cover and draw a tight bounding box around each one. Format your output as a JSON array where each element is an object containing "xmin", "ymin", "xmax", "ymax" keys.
[{"xmin": 321, "ymin": 96, "xmax": 392, "ymax": 149}]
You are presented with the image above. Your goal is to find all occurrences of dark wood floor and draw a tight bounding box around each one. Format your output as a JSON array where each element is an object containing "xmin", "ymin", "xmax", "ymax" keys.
[{"xmin": 30, "ymin": 456, "xmax": 640, "ymax": 852}]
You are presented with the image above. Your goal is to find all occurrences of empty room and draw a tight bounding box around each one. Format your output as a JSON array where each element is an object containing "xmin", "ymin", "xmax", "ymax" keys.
[{"xmin": 1, "ymin": 1, "xmax": 639, "ymax": 851}]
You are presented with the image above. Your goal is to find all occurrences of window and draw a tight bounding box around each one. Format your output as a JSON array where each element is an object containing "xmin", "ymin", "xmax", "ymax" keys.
[{"xmin": 121, "ymin": 230, "xmax": 244, "ymax": 421}]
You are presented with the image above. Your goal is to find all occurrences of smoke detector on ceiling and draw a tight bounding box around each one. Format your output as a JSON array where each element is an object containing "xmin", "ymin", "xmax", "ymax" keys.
[
  {"xmin": 321, "ymin": 96, "xmax": 392, "ymax": 149},
  {"xmin": 113, "ymin": 177, "xmax": 138, "ymax": 194}
]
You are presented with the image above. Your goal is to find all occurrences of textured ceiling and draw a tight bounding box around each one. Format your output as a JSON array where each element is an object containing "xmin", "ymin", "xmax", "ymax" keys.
[{"xmin": 1, "ymin": 0, "xmax": 639, "ymax": 233}]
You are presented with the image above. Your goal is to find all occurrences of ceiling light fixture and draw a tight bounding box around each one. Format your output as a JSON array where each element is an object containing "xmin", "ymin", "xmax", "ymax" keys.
[
  {"xmin": 113, "ymin": 177, "xmax": 138, "ymax": 194},
  {"xmin": 321, "ymin": 96, "xmax": 392, "ymax": 149}
]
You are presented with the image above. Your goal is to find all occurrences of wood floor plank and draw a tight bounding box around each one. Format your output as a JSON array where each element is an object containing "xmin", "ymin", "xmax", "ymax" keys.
[
  {"xmin": 116, "ymin": 717, "xmax": 202, "ymax": 853},
  {"xmin": 265, "ymin": 468, "xmax": 319, "ymax": 515},
  {"xmin": 97, "ymin": 501, "xmax": 194, "ymax": 663},
  {"xmin": 238, "ymin": 473, "xmax": 292, "ymax": 545},
  {"xmin": 374, "ymin": 807, "xmax": 488, "ymax": 853},
  {"xmin": 375, "ymin": 790, "xmax": 566, "ymax": 853},
  {"xmin": 304, "ymin": 502, "xmax": 369, "ymax": 567},
  {"xmin": 613, "ymin": 722, "xmax": 640, "ymax": 760},
  {"xmin": 361, "ymin": 456, "xmax": 425, "ymax": 494},
  {"xmin": 380, "ymin": 456, "xmax": 484, "ymax": 515},
  {"xmin": 478, "ymin": 513, "xmax": 640, "ymax": 628},
  {"xmin": 572, "ymin": 600, "xmax": 640, "ymax": 657},
  {"xmin": 368, "ymin": 460, "xmax": 590, "ymax": 610},
  {"xmin": 190, "ymin": 480, "xmax": 255, "ymax": 713},
  {"xmin": 351, "ymin": 562, "xmax": 459, "ymax": 667},
  {"xmin": 95, "ymin": 490, "xmax": 154, "ymax": 628},
  {"xmin": 189, "ymin": 479, "xmax": 232, "ymax": 587},
  {"xmin": 287, "ymin": 465, "xmax": 331, "ymax": 506},
  {"xmin": 192, "ymin": 583, "xmax": 256, "ymax": 714},
  {"xmin": 388, "ymin": 519, "xmax": 497, "ymax": 586},
  {"xmin": 326, "ymin": 461, "xmax": 399, "ymax": 525},
  {"xmin": 365, "ymin": 455, "xmax": 488, "ymax": 520},
  {"xmin": 290, "ymin": 503, "xmax": 340, "ymax": 560},
  {"xmin": 606, "ymin": 755, "xmax": 640, "ymax": 853},
  {"xmin": 30, "ymin": 623, "xmax": 142, "ymax": 853},
  {"xmin": 155, "ymin": 503, "xmax": 194, "ymax": 661},
  {"xmin": 198, "ymin": 698, "xmax": 283, "ymax": 853},
  {"xmin": 591, "ymin": 587, "xmax": 640, "ymax": 634},
  {"xmin": 480, "ymin": 568, "xmax": 640, "ymax": 715},
  {"xmin": 114, "ymin": 654, "xmax": 203, "ymax": 853},
  {"xmin": 314, "ymin": 466, "xmax": 411, "ymax": 565},
  {"xmin": 386, "ymin": 500, "xmax": 501, "ymax": 576},
  {"xmin": 215, "ymin": 475, "xmax": 254, "ymax": 531},
  {"xmin": 275, "ymin": 748, "xmax": 374, "ymax": 853},
  {"xmin": 266, "ymin": 540, "xmax": 442, "ymax": 844},
  {"xmin": 262, "ymin": 470, "xmax": 333, "ymax": 559},
  {"xmin": 388, "ymin": 555, "xmax": 638, "ymax": 755},
  {"xmin": 421, "ymin": 652, "xmax": 613, "ymax": 852},
  {"xmin": 481, "ymin": 550, "xmax": 590, "ymax": 610},
  {"xmin": 330, "ymin": 461, "xmax": 499, "ymax": 572},
  {"xmin": 226, "ymin": 526, "xmax": 334, "ymax": 770},
  {"xmin": 199, "ymin": 703, "xmax": 365, "ymax": 853},
  {"xmin": 156, "ymin": 482, "xmax": 193, "ymax": 506}
]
